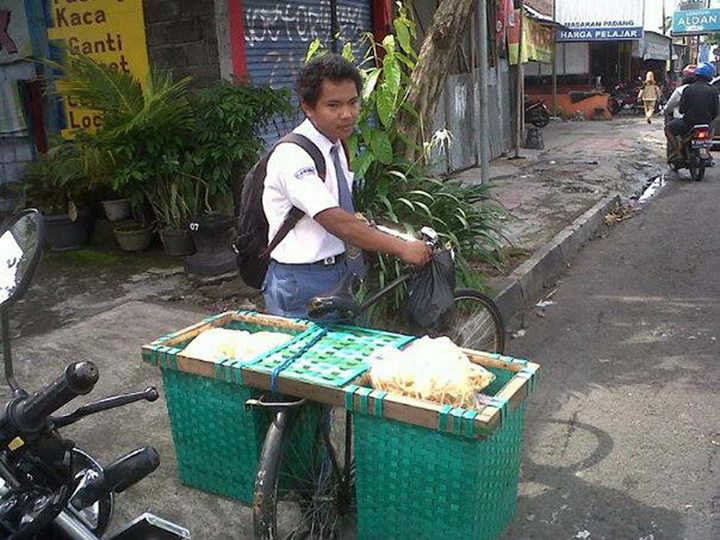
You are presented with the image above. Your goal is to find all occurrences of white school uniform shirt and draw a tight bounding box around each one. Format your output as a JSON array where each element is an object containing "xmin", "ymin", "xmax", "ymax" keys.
[{"xmin": 262, "ymin": 118, "xmax": 354, "ymax": 264}]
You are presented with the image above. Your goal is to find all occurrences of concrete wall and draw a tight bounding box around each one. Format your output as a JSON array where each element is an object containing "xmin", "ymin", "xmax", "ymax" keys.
[{"xmin": 143, "ymin": 0, "xmax": 221, "ymax": 88}]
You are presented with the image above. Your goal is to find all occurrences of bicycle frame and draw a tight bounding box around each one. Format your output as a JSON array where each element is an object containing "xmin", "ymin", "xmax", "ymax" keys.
[{"xmin": 359, "ymin": 273, "xmax": 412, "ymax": 312}]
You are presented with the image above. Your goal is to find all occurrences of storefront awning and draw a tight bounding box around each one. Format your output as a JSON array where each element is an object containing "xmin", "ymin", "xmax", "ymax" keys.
[{"xmin": 632, "ymin": 31, "xmax": 673, "ymax": 61}]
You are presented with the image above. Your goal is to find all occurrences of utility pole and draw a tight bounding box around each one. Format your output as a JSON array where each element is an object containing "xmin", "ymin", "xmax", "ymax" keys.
[
  {"xmin": 514, "ymin": 0, "xmax": 525, "ymax": 159},
  {"xmin": 478, "ymin": 0, "xmax": 490, "ymax": 182},
  {"xmin": 551, "ymin": 0, "xmax": 557, "ymax": 116}
]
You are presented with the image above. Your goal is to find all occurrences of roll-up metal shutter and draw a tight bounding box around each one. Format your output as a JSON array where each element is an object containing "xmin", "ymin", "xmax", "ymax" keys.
[
  {"xmin": 337, "ymin": 0, "xmax": 373, "ymax": 62},
  {"xmin": 243, "ymin": 0, "xmax": 373, "ymax": 143}
]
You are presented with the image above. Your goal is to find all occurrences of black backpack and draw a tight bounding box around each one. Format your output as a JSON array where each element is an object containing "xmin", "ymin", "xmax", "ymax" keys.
[{"xmin": 233, "ymin": 134, "xmax": 331, "ymax": 289}]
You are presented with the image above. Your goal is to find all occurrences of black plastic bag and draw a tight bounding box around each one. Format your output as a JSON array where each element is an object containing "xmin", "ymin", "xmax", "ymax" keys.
[{"xmin": 407, "ymin": 249, "xmax": 456, "ymax": 331}]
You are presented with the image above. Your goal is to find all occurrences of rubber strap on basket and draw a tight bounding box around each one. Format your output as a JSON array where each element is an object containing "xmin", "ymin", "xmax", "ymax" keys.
[
  {"xmin": 450, "ymin": 408, "xmax": 465, "ymax": 436},
  {"xmin": 345, "ymin": 385, "xmax": 359, "ymax": 410},
  {"xmin": 355, "ymin": 387, "xmax": 373, "ymax": 414},
  {"xmin": 488, "ymin": 396, "xmax": 509, "ymax": 424},
  {"xmin": 462, "ymin": 410, "xmax": 478, "ymax": 438},
  {"xmin": 270, "ymin": 328, "xmax": 328, "ymax": 392},
  {"xmin": 516, "ymin": 366, "xmax": 538, "ymax": 393},
  {"xmin": 370, "ymin": 390, "xmax": 387, "ymax": 416},
  {"xmin": 438, "ymin": 405, "xmax": 453, "ymax": 432}
]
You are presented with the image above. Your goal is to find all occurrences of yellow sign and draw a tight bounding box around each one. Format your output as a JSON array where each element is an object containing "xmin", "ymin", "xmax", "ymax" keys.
[{"xmin": 47, "ymin": 0, "xmax": 150, "ymax": 138}]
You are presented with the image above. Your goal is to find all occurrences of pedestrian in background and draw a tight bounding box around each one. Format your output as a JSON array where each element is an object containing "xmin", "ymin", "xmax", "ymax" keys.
[{"xmin": 639, "ymin": 71, "xmax": 663, "ymax": 124}]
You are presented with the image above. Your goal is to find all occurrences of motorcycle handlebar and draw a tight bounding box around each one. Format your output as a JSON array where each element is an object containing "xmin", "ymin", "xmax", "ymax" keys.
[{"xmin": 10, "ymin": 362, "xmax": 99, "ymax": 434}]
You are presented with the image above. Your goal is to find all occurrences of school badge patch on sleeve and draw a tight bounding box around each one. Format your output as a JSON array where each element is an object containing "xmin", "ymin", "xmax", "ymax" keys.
[{"xmin": 294, "ymin": 166, "xmax": 317, "ymax": 179}]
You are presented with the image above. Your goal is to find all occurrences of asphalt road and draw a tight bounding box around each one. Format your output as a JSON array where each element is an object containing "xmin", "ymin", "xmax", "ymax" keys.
[{"xmin": 501, "ymin": 165, "xmax": 720, "ymax": 540}]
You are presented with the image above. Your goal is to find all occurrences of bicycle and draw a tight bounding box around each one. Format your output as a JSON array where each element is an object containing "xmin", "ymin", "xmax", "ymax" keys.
[{"xmin": 247, "ymin": 225, "xmax": 506, "ymax": 539}]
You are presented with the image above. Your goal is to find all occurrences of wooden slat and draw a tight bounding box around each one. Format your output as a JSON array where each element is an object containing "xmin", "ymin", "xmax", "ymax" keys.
[
  {"xmin": 464, "ymin": 349, "xmax": 527, "ymax": 372},
  {"xmin": 158, "ymin": 312, "xmax": 236, "ymax": 347}
]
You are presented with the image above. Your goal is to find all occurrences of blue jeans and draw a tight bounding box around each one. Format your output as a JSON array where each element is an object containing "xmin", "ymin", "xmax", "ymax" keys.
[{"xmin": 263, "ymin": 260, "xmax": 349, "ymax": 318}]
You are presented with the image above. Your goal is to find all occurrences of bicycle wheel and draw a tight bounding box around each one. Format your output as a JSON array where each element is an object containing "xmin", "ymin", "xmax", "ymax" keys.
[
  {"xmin": 441, "ymin": 288, "xmax": 505, "ymax": 354},
  {"xmin": 253, "ymin": 406, "xmax": 355, "ymax": 540}
]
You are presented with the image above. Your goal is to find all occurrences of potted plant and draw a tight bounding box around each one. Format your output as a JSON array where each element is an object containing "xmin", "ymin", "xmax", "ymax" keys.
[
  {"xmin": 21, "ymin": 145, "xmax": 93, "ymax": 251},
  {"xmin": 146, "ymin": 173, "xmax": 208, "ymax": 256}
]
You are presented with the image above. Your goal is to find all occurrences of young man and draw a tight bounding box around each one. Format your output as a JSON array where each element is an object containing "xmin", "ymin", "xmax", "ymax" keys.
[{"xmin": 262, "ymin": 54, "xmax": 431, "ymax": 318}]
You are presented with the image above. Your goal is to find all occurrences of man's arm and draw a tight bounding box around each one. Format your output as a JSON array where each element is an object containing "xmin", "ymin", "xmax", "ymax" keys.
[{"xmin": 315, "ymin": 208, "xmax": 430, "ymax": 266}]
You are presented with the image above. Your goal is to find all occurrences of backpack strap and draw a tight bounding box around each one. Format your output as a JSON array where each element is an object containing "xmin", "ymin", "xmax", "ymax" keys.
[{"xmin": 261, "ymin": 133, "xmax": 329, "ymax": 258}]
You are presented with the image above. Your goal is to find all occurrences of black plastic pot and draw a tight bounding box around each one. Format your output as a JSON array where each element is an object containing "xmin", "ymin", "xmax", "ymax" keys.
[
  {"xmin": 160, "ymin": 228, "xmax": 195, "ymax": 257},
  {"xmin": 44, "ymin": 212, "xmax": 91, "ymax": 251},
  {"xmin": 184, "ymin": 213, "xmax": 237, "ymax": 275}
]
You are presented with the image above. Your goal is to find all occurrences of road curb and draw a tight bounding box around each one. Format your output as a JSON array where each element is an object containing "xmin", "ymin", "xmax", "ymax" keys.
[{"xmin": 493, "ymin": 192, "xmax": 621, "ymax": 322}]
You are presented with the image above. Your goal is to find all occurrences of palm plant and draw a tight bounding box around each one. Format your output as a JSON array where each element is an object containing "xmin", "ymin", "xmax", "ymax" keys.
[{"xmin": 51, "ymin": 51, "xmax": 195, "ymax": 228}]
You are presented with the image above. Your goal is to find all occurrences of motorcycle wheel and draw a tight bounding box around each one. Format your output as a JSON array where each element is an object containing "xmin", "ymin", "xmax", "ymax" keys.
[
  {"xmin": 69, "ymin": 449, "xmax": 114, "ymax": 537},
  {"xmin": 689, "ymin": 163, "xmax": 706, "ymax": 181}
]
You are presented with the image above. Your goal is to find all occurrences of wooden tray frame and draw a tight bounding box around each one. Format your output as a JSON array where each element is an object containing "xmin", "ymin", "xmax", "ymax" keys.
[{"xmin": 142, "ymin": 311, "xmax": 540, "ymax": 439}]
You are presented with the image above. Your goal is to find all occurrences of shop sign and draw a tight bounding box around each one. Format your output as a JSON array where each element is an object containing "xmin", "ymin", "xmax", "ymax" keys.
[
  {"xmin": 556, "ymin": 0, "xmax": 645, "ymax": 42},
  {"xmin": 672, "ymin": 8, "xmax": 720, "ymax": 35},
  {"xmin": 48, "ymin": 0, "xmax": 150, "ymax": 138}
]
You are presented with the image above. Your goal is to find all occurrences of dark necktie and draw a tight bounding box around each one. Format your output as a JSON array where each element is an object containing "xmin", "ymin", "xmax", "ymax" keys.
[{"xmin": 331, "ymin": 145, "xmax": 366, "ymax": 278}]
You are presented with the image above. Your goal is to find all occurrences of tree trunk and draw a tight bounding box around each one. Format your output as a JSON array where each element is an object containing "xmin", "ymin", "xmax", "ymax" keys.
[{"xmin": 398, "ymin": 0, "xmax": 476, "ymax": 162}]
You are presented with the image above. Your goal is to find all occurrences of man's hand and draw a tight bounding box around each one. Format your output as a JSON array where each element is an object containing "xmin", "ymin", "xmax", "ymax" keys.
[{"xmin": 399, "ymin": 240, "xmax": 432, "ymax": 267}]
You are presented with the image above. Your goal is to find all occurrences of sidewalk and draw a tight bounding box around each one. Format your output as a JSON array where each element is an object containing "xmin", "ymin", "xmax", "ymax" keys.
[{"xmin": 456, "ymin": 117, "xmax": 667, "ymax": 321}]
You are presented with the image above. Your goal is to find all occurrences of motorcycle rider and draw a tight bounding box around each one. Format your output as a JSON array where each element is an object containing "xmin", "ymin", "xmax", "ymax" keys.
[
  {"xmin": 665, "ymin": 62, "xmax": 719, "ymax": 162},
  {"xmin": 664, "ymin": 64, "xmax": 696, "ymax": 121}
]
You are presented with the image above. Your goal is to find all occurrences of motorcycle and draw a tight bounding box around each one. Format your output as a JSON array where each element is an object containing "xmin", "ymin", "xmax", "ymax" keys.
[
  {"xmin": 609, "ymin": 81, "xmax": 644, "ymax": 116},
  {"xmin": 0, "ymin": 209, "xmax": 190, "ymax": 539},
  {"xmin": 525, "ymin": 99, "xmax": 550, "ymax": 128},
  {"xmin": 666, "ymin": 122, "xmax": 713, "ymax": 181}
]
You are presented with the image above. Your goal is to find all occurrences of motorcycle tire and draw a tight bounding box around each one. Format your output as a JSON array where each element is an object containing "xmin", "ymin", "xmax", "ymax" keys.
[{"xmin": 689, "ymin": 163, "xmax": 706, "ymax": 181}]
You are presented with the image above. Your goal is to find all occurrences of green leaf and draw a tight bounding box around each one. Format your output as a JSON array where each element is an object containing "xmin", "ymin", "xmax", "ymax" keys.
[
  {"xmin": 396, "ymin": 197, "xmax": 416, "ymax": 213},
  {"xmin": 342, "ymin": 42, "xmax": 355, "ymax": 63},
  {"xmin": 370, "ymin": 130, "xmax": 393, "ymax": 164},
  {"xmin": 413, "ymin": 200, "xmax": 433, "ymax": 218},
  {"xmin": 376, "ymin": 84, "xmax": 395, "ymax": 129},
  {"xmin": 381, "ymin": 35, "xmax": 396, "ymax": 56},
  {"xmin": 408, "ymin": 189, "xmax": 435, "ymax": 203},
  {"xmin": 383, "ymin": 55, "xmax": 401, "ymax": 101},
  {"xmin": 353, "ymin": 150, "xmax": 374, "ymax": 178},
  {"xmin": 362, "ymin": 69, "xmax": 381, "ymax": 101},
  {"xmin": 306, "ymin": 39, "xmax": 322, "ymax": 63},
  {"xmin": 394, "ymin": 19, "xmax": 412, "ymax": 56}
]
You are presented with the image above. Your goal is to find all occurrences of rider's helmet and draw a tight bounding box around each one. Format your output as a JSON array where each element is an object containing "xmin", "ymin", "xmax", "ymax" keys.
[
  {"xmin": 695, "ymin": 62, "xmax": 716, "ymax": 81},
  {"xmin": 682, "ymin": 64, "xmax": 697, "ymax": 84}
]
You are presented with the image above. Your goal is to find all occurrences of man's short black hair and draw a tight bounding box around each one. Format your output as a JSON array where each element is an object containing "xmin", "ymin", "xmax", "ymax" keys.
[{"xmin": 297, "ymin": 53, "xmax": 363, "ymax": 107}]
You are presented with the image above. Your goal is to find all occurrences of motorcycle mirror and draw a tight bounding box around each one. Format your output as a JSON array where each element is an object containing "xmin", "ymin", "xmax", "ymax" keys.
[{"xmin": 0, "ymin": 209, "xmax": 44, "ymax": 391}]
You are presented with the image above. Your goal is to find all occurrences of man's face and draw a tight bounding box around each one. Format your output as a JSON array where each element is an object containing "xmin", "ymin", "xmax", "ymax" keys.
[{"xmin": 302, "ymin": 79, "xmax": 360, "ymax": 142}]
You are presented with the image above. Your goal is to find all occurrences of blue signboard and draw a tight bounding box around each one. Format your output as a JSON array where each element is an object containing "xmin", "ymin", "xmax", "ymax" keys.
[{"xmin": 672, "ymin": 8, "xmax": 720, "ymax": 35}]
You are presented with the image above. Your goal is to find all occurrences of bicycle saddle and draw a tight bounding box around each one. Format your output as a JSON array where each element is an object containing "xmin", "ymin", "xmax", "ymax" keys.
[{"xmin": 307, "ymin": 273, "xmax": 362, "ymax": 323}]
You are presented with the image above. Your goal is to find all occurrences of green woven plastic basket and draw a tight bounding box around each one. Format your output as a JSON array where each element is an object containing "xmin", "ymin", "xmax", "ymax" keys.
[
  {"xmin": 349, "ymin": 362, "xmax": 535, "ymax": 539},
  {"xmin": 143, "ymin": 311, "xmax": 322, "ymax": 504}
]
